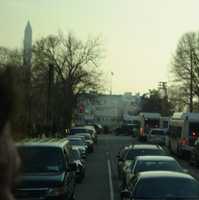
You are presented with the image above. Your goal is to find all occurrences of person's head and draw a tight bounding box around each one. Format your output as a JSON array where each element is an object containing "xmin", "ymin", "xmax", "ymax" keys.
[{"xmin": 0, "ymin": 67, "xmax": 20, "ymax": 200}]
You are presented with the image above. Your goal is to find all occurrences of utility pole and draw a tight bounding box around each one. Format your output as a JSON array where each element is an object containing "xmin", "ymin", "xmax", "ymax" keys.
[
  {"xmin": 190, "ymin": 49, "xmax": 193, "ymax": 112},
  {"xmin": 110, "ymin": 72, "xmax": 114, "ymax": 95},
  {"xmin": 158, "ymin": 82, "xmax": 168, "ymax": 115},
  {"xmin": 47, "ymin": 63, "xmax": 54, "ymax": 134}
]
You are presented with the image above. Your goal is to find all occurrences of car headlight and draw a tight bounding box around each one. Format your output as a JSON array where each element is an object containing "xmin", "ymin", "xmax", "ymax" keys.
[{"xmin": 48, "ymin": 186, "xmax": 65, "ymax": 196}]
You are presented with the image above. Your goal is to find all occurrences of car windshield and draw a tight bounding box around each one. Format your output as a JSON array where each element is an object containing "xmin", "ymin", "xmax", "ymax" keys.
[
  {"xmin": 69, "ymin": 139, "xmax": 84, "ymax": 146},
  {"xmin": 126, "ymin": 149, "xmax": 165, "ymax": 160},
  {"xmin": 18, "ymin": 146, "xmax": 64, "ymax": 173},
  {"xmin": 135, "ymin": 178, "xmax": 199, "ymax": 198},
  {"xmin": 134, "ymin": 160, "xmax": 182, "ymax": 173}
]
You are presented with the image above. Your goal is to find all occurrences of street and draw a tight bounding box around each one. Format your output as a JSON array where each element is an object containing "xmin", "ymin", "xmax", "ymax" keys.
[
  {"xmin": 75, "ymin": 134, "xmax": 199, "ymax": 200},
  {"xmin": 76, "ymin": 135, "xmax": 132, "ymax": 200}
]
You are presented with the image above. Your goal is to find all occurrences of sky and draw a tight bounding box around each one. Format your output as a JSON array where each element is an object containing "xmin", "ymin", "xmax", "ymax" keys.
[{"xmin": 1, "ymin": 0, "xmax": 199, "ymax": 94}]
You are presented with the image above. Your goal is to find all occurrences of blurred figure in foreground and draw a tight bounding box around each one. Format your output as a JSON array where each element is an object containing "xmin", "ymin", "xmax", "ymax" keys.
[{"xmin": 0, "ymin": 68, "xmax": 20, "ymax": 200}]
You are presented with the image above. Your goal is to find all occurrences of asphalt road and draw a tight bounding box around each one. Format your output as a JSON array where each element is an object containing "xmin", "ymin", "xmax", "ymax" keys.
[
  {"xmin": 75, "ymin": 134, "xmax": 199, "ymax": 200},
  {"xmin": 75, "ymin": 134, "xmax": 133, "ymax": 200}
]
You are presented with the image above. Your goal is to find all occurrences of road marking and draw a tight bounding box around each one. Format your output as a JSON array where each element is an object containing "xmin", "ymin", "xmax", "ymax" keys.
[{"xmin": 107, "ymin": 159, "xmax": 114, "ymax": 200}]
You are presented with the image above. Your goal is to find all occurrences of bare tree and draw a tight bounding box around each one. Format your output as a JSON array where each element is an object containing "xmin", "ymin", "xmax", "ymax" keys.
[
  {"xmin": 33, "ymin": 33, "xmax": 103, "ymax": 130},
  {"xmin": 172, "ymin": 32, "xmax": 199, "ymax": 112}
]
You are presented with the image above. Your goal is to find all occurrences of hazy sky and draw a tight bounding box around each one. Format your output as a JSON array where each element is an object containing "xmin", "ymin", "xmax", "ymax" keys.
[{"xmin": 1, "ymin": 0, "xmax": 199, "ymax": 94}]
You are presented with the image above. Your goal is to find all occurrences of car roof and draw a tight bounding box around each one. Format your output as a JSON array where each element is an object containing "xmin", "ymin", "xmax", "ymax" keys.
[
  {"xmin": 16, "ymin": 138, "xmax": 70, "ymax": 148},
  {"xmin": 133, "ymin": 144, "xmax": 161, "ymax": 150},
  {"xmin": 138, "ymin": 171, "xmax": 195, "ymax": 180},
  {"xmin": 135, "ymin": 156, "xmax": 175, "ymax": 161}
]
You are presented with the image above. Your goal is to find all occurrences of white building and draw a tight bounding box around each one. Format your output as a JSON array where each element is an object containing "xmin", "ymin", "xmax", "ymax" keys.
[{"xmin": 75, "ymin": 93, "xmax": 140, "ymax": 127}]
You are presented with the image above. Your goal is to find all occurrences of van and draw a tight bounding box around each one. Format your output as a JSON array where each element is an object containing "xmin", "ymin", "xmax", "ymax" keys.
[
  {"xmin": 169, "ymin": 112, "xmax": 199, "ymax": 159},
  {"xmin": 15, "ymin": 138, "xmax": 76, "ymax": 200}
]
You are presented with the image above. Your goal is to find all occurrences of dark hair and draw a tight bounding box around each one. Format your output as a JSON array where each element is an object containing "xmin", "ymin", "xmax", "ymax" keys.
[{"xmin": 0, "ymin": 67, "xmax": 14, "ymax": 133}]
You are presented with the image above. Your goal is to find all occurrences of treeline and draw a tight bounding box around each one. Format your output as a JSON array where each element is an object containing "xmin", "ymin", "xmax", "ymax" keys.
[{"xmin": 0, "ymin": 33, "xmax": 103, "ymax": 138}]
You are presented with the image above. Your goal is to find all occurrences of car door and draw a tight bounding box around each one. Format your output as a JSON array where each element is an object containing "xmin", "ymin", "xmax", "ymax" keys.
[{"xmin": 64, "ymin": 149, "xmax": 75, "ymax": 199}]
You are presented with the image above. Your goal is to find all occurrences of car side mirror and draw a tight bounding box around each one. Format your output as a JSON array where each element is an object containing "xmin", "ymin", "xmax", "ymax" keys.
[
  {"xmin": 69, "ymin": 163, "xmax": 77, "ymax": 171},
  {"xmin": 121, "ymin": 189, "xmax": 131, "ymax": 199}
]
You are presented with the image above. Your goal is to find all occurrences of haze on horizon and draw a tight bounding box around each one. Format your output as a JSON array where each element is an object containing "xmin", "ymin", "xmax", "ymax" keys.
[{"xmin": 1, "ymin": 0, "xmax": 199, "ymax": 94}]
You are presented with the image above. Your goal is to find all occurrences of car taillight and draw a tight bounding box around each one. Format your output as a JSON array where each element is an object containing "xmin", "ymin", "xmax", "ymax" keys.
[
  {"xmin": 179, "ymin": 138, "xmax": 189, "ymax": 145},
  {"xmin": 192, "ymin": 132, "xmax": 198, "ymax": 140}
]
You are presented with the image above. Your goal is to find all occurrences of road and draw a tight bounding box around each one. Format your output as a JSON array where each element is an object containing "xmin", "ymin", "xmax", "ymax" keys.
[
  {"xmin": 75, "ymin": 134, "xmax": 199, "ymax": 200},
  {"xmin": 75, "ymin": 134, "xmax": 132, "ymax": 200}
]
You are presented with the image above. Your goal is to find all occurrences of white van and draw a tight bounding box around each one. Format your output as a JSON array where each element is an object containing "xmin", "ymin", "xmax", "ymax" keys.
[
  {"xmin": 169, "ymin": 112, "xmax": 199, "ymax": 158},
  {"xmin": 139, "ymin": 112, "xmax": 161, "ymax": 141}
]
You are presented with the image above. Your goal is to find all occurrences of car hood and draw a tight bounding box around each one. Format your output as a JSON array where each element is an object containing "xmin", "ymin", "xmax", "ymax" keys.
[{"xmin": 16, "ymin": 172, "xmax": 65, "ymax": 188}]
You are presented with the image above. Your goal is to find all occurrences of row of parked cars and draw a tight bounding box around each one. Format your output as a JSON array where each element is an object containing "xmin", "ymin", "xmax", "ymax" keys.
[
  {"xmin": 14, "ymin": 125, "xmax": 99, "ymax": 200},
  {"xmin": 139, "ymin": 126, "xmax": 199, "ymax": 168},
  {"xmin": 117, "ymin": 143, "xmax": 199, "ymax": 200}
]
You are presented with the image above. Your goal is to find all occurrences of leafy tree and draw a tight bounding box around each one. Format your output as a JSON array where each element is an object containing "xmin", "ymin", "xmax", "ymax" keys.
[{"xmin": 140, "ymin": 89, "xmax": 173, "ymax": 116}]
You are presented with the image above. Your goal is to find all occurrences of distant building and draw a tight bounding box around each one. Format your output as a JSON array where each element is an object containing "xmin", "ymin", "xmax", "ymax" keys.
[
  {"xmin": 23, "ymin": 21, "xmax": 32, "ymax": 68},
  {"xmin": 75, "ymin": 93, "xmax": 141, "ymax": 127}
]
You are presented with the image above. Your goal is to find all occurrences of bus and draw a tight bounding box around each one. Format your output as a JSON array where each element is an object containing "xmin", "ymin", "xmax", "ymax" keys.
[
  {"xmin": 139, "ymin": 112, "xmax": 161, "ymax": 141},
  {"xmin": 169, "ymin": 112, "xmax": 199, "ymax": 159}
]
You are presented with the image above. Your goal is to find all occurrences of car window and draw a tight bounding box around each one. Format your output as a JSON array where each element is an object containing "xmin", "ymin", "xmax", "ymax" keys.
[
  {"xmin": 18, "ymin": 147, "xmax": 64, "ymax": 173},
  {"xmin": 134, "ymin": 160, "xmax": 182, "ymax": 173},
  {"xmin": 126, "ymin": 149, "xmax": 165, "ymax": 160}
]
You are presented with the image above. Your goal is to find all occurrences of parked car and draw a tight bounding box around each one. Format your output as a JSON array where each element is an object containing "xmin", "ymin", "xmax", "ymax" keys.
[
  {"xmin": 93, "ymin": 124, "xmax": 103, "ymax": 134},
  {"xmin": 120, "ymin": 144, "xmax": 167, "ymax": 188},
  {"xmin": 84, "ymin": 125, "xmax": 98, "ymax": 143},
  {"xmin": 67, "ymin": 137, "xmax": 87, "ymax": 158},
  {"xmin": 125, "ymin": 156, "xmax": 186, "ymax": 188},
  {"xmin": 117, "ymin": 145, "xmax": 132, "ymax": 179},
  {"xmin": 75, "ymin": 133, "xmax": 94, "ymax": 153},
  {"xmin": 147, "ymin": 128, "xmax": 168, "ymax": 145},
  {"xmin": 71, "ymin": 148, "xmax": 86, "ymax": 182},
  {"xmin": 70, "ymin": 126, "xmax": 97, "ymax": 143},
  {"xmin": 69, "ymin": 135, "xmax": 88, "ymax": 152},
  {"xmin": 15, "ymin": 138, "xmax": 76, "ymax": 200},
  {"xmin": 190, "ymin": 137, "xmax": 199, "ymax": 166},
  {"xmin": 121, "ymin": 171, "xmax": 199, "ymax": 200}
]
